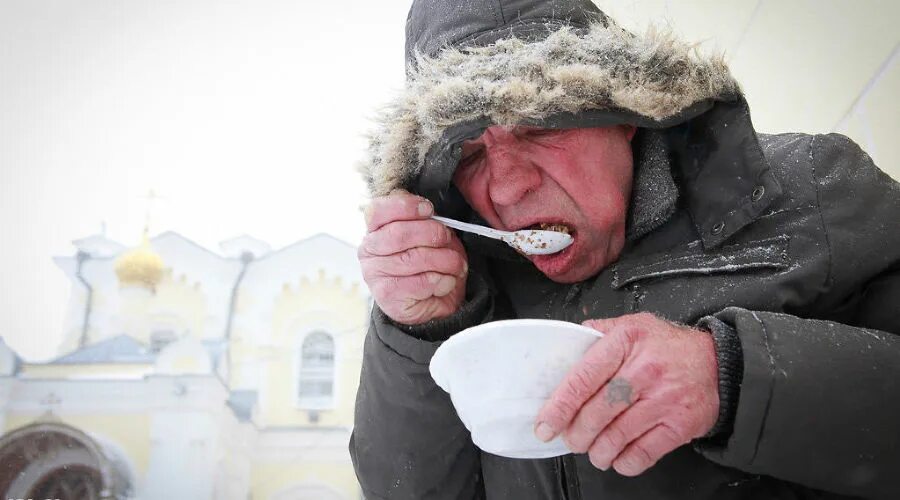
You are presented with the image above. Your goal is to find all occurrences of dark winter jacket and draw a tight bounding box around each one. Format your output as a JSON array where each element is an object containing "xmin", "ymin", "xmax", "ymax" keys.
[{"xmin": 351, "ymin": 1, "xmax": 900, "ymax": 498}]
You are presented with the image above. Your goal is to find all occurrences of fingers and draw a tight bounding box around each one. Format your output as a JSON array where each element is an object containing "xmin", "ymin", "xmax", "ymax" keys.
[
  {"xmin": 562, "ymin": 377, "xmax": 635, "ymax": 453},
  {"xmin": 534, "ymin": 329, "xmax": 630, "ymax": 442},
  {"xmin": 364, "ymin": 189, "xmax": 433, "ymax": 232},
  {"xmin": 585, "ymin": 400, "xmax": 663, "ymax": 471},
  {"xmin": 610, "ymin": 424, "xmax": 686, "ymax": 476},
  {"xmin": 371, "ymin": 272, "xmax": 459, "ymax": 304},
  {"xmin": 360, "ymin": 219, "xmax": 454, "ymax": 257},
  {"xmin": 374, "ymin": 272, "xmax": 462, "ymax": 325},
  {"xmin": 361, "ymin": 247, "xmax": 467, "ymax": 279}
]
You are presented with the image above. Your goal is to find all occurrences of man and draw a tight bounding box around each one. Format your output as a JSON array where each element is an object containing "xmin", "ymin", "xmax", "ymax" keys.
[{"xmin": 351, "ymin": 0, "xmax": 900, "ymax": 498}]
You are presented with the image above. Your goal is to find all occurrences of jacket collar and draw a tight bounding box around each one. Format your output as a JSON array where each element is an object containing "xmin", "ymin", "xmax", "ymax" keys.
[{"xmin": 668, "ymin": 99, "xmax": 782, "ymax": 249}]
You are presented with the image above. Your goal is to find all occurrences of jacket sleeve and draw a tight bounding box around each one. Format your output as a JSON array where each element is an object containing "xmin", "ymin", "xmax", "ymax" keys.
[
  {"xmin": 350, "ymin": 270, "xmax": 496, "ymax": 500},
  {"xmin": 697, "ymin": 134, "xmax": 900, "ymax": 498}
]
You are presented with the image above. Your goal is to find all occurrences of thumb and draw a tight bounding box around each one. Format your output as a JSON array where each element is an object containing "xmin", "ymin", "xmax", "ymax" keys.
[{"xmin": 582, "ymin": 316, "xmax": 627, "ymax": 335}]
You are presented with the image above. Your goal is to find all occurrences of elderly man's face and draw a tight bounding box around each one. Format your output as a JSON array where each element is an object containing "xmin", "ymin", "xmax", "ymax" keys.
[{"xmin": 453, "ymin": 124, "xmax": 636, "ymax": 283}]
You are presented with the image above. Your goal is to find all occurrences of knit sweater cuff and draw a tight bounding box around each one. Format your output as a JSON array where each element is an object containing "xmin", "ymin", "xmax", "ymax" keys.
[
  {"xmin": 696, "ymin": 315, "xmax": 744, "ymax": 440},
  {"xmin": 392, "ymin": 271, "xmax": 492, "ymax": 342}
]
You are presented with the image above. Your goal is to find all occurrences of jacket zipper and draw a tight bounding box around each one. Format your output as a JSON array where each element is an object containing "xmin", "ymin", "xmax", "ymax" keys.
[
  {"xmin": 556, "ymin": 455, "xmax": 582, "ymax": 500},
  {"xmin": 555, "ymin": 456, "xmax": 569, "ymax": 499}
]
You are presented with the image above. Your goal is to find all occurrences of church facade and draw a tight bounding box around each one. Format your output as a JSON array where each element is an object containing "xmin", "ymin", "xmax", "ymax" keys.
[{"xmin": 0, "ymin": 231, "xmax": 370, "ymax": 499}]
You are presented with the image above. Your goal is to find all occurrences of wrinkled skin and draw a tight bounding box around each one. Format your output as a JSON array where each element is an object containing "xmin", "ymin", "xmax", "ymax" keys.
[
  {"xmin": 535, "ymin": 313, "xmax": 720, "ymax": 476},
  {"xmin": 358, "ymin": 125, "xmax": 719, "ymax": 475},
  {"xmin": 453, "ymin": 125, "xmax": 635, "ymax": 283},
  {"xmin": 359, "ymin": 190, "xmax": 468, "ymax": 325}
]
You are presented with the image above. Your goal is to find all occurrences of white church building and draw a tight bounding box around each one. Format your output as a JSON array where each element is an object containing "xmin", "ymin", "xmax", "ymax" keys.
[{"xmin": 0, "ymin": 231, "xmax": 370, "ymax": 499}]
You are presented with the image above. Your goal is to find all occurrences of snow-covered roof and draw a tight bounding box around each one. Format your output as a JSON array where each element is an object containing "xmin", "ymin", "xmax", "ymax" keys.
[
  {"xmin": 245, "ymin": 232, "xmax": 365, "ymax": 292},
  {"xmin": 72, "ymin": 234, "xmax": 127, "ymax": 258},
  {"xmin": 219, "ymin": 234, "xmax": 272, "ymax": 259},
  {"xmin": 52, "ymin": 334, "xmax": 155, "ymax": 364}
]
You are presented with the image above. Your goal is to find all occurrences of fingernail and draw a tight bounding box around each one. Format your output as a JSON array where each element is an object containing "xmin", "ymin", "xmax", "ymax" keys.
[
  {"xmin": 434, "ymin": 276, "xmax": 456, "ymax": 297},
  {"xmin": 534, "ymin": 422, "xmax": 555, "ymax": 442},
  {"xmin": 590, "ymin": 457, "xmax": 610, "ymax": 471},
  {"xmin": 418, "ymin": 201, "xmax": 433, "ymax": 217},
  {"xmin": 612, "ymin": 457, "xmax": 634, "ymax": 474}
]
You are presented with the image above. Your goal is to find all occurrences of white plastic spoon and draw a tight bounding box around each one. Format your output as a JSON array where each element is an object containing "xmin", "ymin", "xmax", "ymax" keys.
[{"xmin": 432, "ymin": 215, "xmax": 573, "ymax": 255}]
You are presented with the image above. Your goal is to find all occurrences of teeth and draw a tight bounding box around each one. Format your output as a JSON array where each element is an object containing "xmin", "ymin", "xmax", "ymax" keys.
[{"xmin": 537, "ymin": 223, "xmax": 571, "ymax": 235}]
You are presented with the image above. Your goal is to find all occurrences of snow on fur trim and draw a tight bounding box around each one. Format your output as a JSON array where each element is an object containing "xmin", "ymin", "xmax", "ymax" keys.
[{"xmin": 361, "ymin": 22, "xmax": 740, "ymax": 196}]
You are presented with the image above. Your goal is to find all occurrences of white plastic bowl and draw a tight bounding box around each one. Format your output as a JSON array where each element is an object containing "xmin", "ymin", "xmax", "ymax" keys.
[{"xmin": 429, "ymin": 319, "xmax": 603, "ymax": 459}]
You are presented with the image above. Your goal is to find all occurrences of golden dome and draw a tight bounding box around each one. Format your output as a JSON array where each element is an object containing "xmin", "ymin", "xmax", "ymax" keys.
[{"xmin": 115, "ymin": 234, "xmax": 164, "ymax": 290}]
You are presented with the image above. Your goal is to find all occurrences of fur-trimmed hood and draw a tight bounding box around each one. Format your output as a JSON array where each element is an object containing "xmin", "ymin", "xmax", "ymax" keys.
[{"xmin": 360, "ymin": 19, "xmax": 742, "ymax": 198}]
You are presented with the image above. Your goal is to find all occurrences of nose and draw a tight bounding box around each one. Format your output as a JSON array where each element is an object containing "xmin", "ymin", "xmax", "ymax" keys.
[{"xmin": 482, "ymin": 128, "xmax": 542, "ymax": 206}]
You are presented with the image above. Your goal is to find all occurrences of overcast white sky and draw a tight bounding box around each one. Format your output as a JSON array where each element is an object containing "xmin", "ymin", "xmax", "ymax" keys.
[{"xmin": 1, "ymin": 0, "xmax": 410, "ymax": 360}]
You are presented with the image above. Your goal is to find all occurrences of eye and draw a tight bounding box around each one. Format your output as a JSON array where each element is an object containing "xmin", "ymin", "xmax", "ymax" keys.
[
  {"xmin": 458, "ymin": 146, "xmax": 484, "ymax": 169},
  {"xmin": 519, "ymin": 127, "xmax": 560, "ymax": 139}
]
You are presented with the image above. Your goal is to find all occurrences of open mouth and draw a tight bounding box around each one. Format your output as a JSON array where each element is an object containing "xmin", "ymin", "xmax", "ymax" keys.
[
  {"xmin": 528, "ymin": 220, "xmax": 580, "ymax": 276},
  {"xmin": 524, "ymin": 222, "xmax": 574, "ymax": 235}
]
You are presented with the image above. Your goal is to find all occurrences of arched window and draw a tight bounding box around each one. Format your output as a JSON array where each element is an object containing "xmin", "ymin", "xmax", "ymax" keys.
[{"xmin": 298, "ymin": 331, "xmax": 335, "ymax": 408}]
